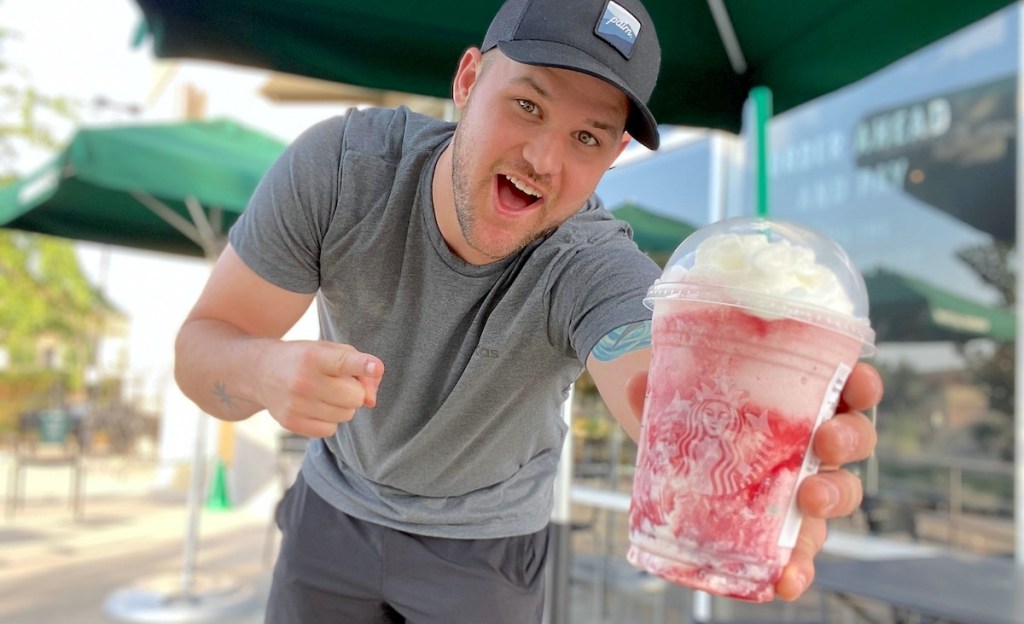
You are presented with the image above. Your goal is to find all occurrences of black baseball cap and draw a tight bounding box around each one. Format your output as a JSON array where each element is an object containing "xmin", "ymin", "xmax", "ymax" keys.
[{"xmin": 481, "ymin": 0, "xmax": 661, "ymax": 150}]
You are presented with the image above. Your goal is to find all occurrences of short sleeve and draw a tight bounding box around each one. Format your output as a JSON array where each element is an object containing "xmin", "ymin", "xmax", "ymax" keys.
[
  {"xmin": 547, "ymin": 212, "xmax": 662, "ymax": 364},
  {"xmin": 228, "ymin": 115, "xmax": 349, "ymax": 294}
]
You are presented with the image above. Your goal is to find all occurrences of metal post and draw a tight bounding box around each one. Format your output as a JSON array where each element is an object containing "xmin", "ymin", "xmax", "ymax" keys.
[
  {"xmin": 179, "ymin": 409, "xmax": 209, "ymax": 595},
  {"xmin": 950, "ymin": 466, "xmax": 963, "ymax": 548},
  {"xmin": 1015, "ymin": 0, "xmax": 1024, "ymax": 567},
  {"xmin": 104, "ymin": 411, "xmax": 256, "ymax": 622},
  {"xmin": 547, "ymin": 385, "xmax": 575, "ymax": 624}
]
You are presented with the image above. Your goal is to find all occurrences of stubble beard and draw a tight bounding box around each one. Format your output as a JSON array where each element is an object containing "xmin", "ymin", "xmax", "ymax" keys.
[{"xmin": 450, "ymin": 123, "xmax": 555, "ymax": 262}]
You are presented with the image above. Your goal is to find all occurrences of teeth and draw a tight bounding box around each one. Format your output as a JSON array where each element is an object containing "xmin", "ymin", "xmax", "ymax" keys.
[{"xmin": 505, "ymin": 175, "xmax": 541, "ymax": 198}]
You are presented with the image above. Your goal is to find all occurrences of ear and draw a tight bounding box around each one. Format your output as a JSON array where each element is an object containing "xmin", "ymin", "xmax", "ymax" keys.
[
  {"xmin": 452, "ymin": 48, "xmax": 483, "ymax": 110},
  {"xmin": 614, "ymin": 132, "xmax": 633, "ymax": 158}
]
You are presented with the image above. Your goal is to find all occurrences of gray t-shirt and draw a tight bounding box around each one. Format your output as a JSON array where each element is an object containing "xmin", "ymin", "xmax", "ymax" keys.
[{"xmin": 230, "ymin": 107, "xmax": 660, "ymax": 539}]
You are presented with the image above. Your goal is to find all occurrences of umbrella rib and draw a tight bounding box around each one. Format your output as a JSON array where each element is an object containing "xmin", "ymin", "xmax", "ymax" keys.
[
  {"xmin": 706, "ymin": 0, "xmax": 747, "ymax": 74},
  {"xmin": 131, "ymin": 191, "xmax": 206, "ymax": 250},
  {"xmin": 209, "ymin": 207, "xmax": 223, "ymax": 235},
  {"xmin": 184, "ymin": 195, "xmax": 219, "ymax": 249}
]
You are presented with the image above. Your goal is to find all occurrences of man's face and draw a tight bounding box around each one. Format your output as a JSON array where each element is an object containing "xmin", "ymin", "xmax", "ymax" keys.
[{"xmin": 446, "ymin": 50, "xmax": 631, "ymax": 263}]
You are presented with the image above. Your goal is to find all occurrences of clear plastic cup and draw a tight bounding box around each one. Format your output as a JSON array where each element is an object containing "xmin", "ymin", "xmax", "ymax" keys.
[{"xmin": 627, "ymin": 216, "xmax": 875, "ymax": 602}]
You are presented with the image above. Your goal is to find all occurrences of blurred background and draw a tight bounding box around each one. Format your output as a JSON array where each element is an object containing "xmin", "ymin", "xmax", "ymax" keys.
[{"xmin": 0, "ymin": 1, "xmax": 1019, "ymax": 623}]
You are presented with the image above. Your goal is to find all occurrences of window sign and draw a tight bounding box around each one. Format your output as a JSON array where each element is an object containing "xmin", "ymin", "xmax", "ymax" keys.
[{"xmin": 766, "ymin": 8, "xmax": 1016, "ymax": 308}]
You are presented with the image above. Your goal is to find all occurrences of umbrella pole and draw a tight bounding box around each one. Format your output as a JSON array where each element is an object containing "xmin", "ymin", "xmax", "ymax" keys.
[
  {"xmin": 179, "ymin": 410, "xmax": 209, "ymax": 595},
  {"xmin": 750, "ymin": 86, "xmax": 773, "ymax": 218},
  {"xmin": 103, "ymin": 410, "xmax": 257, "ymax": 623},
  {"xmin": 1015, "ymin": 9, "xmax": 1024, "ymax": 566}
]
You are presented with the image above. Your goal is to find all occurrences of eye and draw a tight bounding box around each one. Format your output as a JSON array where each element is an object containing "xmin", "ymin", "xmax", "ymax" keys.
[
  {"xmin": 516, "ymin": 99, "xmax": 539, "ymax": 115},
  {"xmin": 576, "ymin": 130, "xmax": 600, "ymax": 147}
]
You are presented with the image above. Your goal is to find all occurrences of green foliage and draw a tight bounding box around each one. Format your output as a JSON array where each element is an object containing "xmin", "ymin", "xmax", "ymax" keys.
[
  {"xmin": 875, "ymin": 360, "xmax": 942, "ymax": 455},
  {"xmin": 0, "ymin": 230, "xmax": 114, "ymax": 378},
  {"xmin": 0, "ymin": 16, "xmax": 123, "ymax": 430},
  {"xmin": 956, "ymin": 240, "xmax": 1015, "ymax": 456},
  {"xmin": 957, "ymin": 241, "xmax": 1015, "ymax": 306},
  {"xmin": 0, "ymin": 17, "xmax": 104, "ymax": 384},
  {"xmin": 963, "ymin": 342, "xmax": 1014, "ymax": 417},
  {"xmin": 0, "ymin": 21, "xmax": 80, "ymax": 183}
]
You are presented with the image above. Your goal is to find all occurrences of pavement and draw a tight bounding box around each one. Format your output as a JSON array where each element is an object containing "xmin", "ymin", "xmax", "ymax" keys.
[
  {"xmin": 0, "ymin": 454, "xmax": 272, "ymax": 624},
  {"xmin": 0, "ymin": 454, "xmax": 828, "ymax": 624}
]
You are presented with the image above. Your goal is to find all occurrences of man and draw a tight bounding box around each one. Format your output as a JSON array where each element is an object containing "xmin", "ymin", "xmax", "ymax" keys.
[{"xmin": 175, "ymin": 0, "xmax": 883, "ymax": 621}]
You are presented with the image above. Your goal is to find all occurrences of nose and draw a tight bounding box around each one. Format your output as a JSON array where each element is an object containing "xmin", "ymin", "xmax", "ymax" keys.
[{"xmin": 521, "ymin": 129, "xmax": 564, "ymax": 177}]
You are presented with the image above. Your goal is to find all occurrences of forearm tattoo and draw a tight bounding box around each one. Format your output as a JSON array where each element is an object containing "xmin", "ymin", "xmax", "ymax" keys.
[{"xmin": 591, "ymin": 320, "xmax": 652, "ymax": 362}]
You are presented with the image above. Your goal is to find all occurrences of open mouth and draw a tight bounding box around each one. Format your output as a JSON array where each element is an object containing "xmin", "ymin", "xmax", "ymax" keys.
[{"xmin": 495, "ymin": 174, "xmax": 543, "ymax": 213}]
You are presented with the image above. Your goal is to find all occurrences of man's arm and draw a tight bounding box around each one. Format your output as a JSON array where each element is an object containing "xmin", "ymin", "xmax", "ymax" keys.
[
  {"xmin": 584, "ymin": 320, "xmax": 652, "ymax": 442},
  {"xmin": 174, "ymin": 244, "xmax": 384, "ymax": 437}
]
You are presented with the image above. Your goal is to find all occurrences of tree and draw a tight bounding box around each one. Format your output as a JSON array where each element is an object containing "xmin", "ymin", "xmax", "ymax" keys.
[
  {"xmin": 956, "ymin": 241, "xmax": 1015, "ymax": 460},
  {"xmin": 0, "ymin": 25, "xmax": 79, "ymax": 184},
  {"xmin": 0, "ymin": 229, "xmax": 115, "ymax": 370},
  {"xmin": 0, "ymin": 20, "xmax": 111, "ymax": 426},
  {"xmin": 957, "ymin": 242, "xmax": 1015, "ymax": 306}
]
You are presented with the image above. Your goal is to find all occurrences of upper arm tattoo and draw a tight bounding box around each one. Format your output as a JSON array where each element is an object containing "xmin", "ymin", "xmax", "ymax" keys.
[{"xmin": 590, "ymin": 320, "xmax": 652, "ymax": 362}]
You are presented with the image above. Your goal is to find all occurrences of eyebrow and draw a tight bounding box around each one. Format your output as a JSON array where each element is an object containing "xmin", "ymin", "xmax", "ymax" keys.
[{"xmin": 511, "ymin": 75, "xmax": 624, "ymax": 140}]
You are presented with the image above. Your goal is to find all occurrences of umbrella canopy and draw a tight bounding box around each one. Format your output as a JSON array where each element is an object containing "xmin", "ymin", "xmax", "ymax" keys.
[
  {"xmin": 132, "ymin": 0, "xmax": 1014, "ymax": 133},
  {"xmin": 0, "ymin": 118, "xmax": 289, "ymax": 620},
  {"xmin": 0, "ymin": 118, "xmax": 286, "ymax": 258},
  {"xmin": 866, "ymin": 268, "xmax": 1016, "ymax": 343},
  {"xmin": 610, "ymin": 202, "xmax": 696, "ymax": 264}
]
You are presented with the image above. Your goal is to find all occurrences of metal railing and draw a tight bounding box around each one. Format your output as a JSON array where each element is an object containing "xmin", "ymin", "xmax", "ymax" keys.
[{"xmin": 866, "ymin": 453, "xmax": 1014, "ymax": 552}]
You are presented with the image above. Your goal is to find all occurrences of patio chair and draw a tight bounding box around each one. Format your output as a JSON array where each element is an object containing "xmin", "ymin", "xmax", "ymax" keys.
[{"xmin": 5, "ymin": 408, "xmax": 86, "ymax": 520}]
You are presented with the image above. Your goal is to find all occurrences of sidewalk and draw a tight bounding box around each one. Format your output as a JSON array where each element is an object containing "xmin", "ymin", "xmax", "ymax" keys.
[{"xmin": 0, "ymin": 454, "xmax": 273, "ymax": 624}]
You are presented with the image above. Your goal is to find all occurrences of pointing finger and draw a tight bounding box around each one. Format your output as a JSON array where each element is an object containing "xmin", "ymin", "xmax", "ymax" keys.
[{"xmin": 358, "ymin": 366, "xmax": 386, "ymax": 408}]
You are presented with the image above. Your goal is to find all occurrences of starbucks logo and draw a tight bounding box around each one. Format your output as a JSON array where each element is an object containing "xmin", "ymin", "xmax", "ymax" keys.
[{"xmin": 665, "ymin": 380, "xmax": 773, "ymax": 495}]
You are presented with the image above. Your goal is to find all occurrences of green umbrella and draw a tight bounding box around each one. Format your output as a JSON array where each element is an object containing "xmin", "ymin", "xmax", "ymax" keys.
[
  {"xmin": 0, "ymin": 118, "xmax": 286, "ymax": 259},
  {"xmin": 0, "ymin": 118, "xmax": 287, "ymax": 622},
  {"xmin": 866, "ymin": 268, "xmax": 1016, "ymax": 343},
  {"xmin": 132, "ymin": 0, "xmax": 1013, "ymax": 134},
  {"xmin": 610, "ymin": 202, "xmax": 696, "ymax": 265}
]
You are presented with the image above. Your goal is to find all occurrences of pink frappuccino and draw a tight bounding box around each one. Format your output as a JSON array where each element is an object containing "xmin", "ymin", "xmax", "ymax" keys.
[{"xmin": 628, "ymin": 218, "xmax": 875, "ymax": 602}]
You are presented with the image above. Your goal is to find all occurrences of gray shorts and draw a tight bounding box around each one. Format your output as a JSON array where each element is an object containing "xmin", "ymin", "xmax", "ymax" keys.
[{"xmin": 265, "ymin": 473, "xmax": 549, "ymax": 623}]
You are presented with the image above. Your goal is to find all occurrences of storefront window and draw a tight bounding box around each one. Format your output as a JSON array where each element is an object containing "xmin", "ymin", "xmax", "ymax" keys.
[{"xmin": 766, "ymin": 7, "xmax": 1017, "ymax": 551}]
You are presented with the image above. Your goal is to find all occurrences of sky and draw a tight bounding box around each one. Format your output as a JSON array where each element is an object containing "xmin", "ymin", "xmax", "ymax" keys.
[{"xmin": 1, "ymin": 0, "xmax": 331, "ymax": 410}]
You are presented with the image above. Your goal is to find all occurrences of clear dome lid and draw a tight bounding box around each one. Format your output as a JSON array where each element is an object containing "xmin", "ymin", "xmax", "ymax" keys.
[{"xmin": 645, "ymin": 216, "xmax": 875, "ymax": 354}]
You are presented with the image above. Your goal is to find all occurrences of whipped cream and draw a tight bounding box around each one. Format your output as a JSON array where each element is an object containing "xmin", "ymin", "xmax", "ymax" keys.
[{"xmin": 660, "ymin": 233, "xmax": 855, "ymax": 316}]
